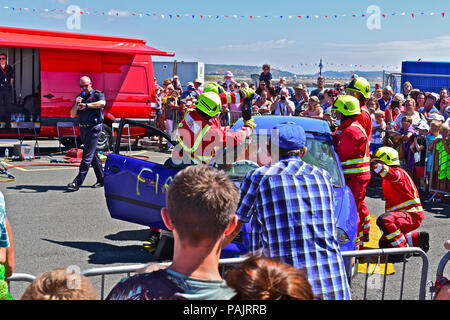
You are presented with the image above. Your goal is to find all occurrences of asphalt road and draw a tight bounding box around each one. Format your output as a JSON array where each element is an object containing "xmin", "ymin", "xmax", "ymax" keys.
[{"xmin": 0, "ymin": 138, "xmax": 449, "ymax": 300}]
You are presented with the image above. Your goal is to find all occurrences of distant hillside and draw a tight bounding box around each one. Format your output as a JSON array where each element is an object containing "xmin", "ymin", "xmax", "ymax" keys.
[
  {"xmin": 205, "ymin": 64, "xmax": 383, "ymax": 80},
  {"xmin": 205, "ymin": 64, "xmax": 297, "ymax": 78}
]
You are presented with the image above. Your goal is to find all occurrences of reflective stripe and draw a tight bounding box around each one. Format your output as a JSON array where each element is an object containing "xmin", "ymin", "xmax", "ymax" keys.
[
  {"xmin": 390, "ymin": 235, "xmax": 406, "ymax": 247},
  {"xmin": 387, "ymin": 198, "xmax": 421, "ymax": 212},
  {"xmin": 343, "ymin": 167, "xmax": 370, "ymax": 174},
  {"xmin": 379, "ymin": 165, "xmax": 389, "ymax": 178},
  {"xmin": 386, "ymin": 229, "xmax": 401, "ymax": 240},
  {"xmin": 341, "ymin": 157, "xmax": 371, "ymax": 166},
  {"xmin": 177, "ymin": 124, "xmax": 211, "ymax": 153},
  {"xmin": 404, "ymin": 206, "xmax": 424, "ymax": 213}
]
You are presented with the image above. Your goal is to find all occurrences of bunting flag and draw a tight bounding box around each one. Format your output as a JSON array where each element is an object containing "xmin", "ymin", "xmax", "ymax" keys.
[
  {"xmin": 272, "ymin": 61, "xmax": 400, "ymax": 71},
  {"xmin": 1, "ymin": 5, "xmax": 447, "ymax": 21}
]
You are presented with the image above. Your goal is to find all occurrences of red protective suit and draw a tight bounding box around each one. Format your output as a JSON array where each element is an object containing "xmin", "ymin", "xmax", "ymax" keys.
[
  {"xmin": 372, "ymin": 163, "xmax": 425, "ymax": 248},
  {"xmin": 172, "ymin": 106, "xmax": 253, "ymax": 165},
  {"xmin": 333, "ymin": 118, "xmax": 371, "ymax": 250},
  {"xmin": 356, "ymin": 104, "xmax": 372, "ymax": 143}
]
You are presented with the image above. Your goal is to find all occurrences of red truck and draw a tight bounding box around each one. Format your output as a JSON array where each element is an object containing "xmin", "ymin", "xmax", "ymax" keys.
[{"xmin": 0, "ymin": 26, "xmax": 174, "ymax": 150}]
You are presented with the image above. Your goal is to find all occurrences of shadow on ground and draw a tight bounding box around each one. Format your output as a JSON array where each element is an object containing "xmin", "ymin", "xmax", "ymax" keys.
[{"xmin": 42, "ymin": 238, "xmax": 153, "ymax": 265}]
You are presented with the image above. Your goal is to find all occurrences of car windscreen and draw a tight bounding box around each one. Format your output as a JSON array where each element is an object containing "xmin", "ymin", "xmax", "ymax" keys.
[{"xmin": 217, "ymin": 133, "xmax": 343, "ymax": 187}]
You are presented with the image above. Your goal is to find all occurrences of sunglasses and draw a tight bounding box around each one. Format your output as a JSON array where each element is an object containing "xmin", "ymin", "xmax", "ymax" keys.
[
  {"xmin": 80, "ymin": 84, "xmax": 90, "ymax": 88},
  {"xmin": 0, "ymin": 57, "xmax": 6, "ymax": 60}
]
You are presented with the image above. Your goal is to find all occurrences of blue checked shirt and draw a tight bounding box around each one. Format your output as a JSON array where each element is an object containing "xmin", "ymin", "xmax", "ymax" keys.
[
  {"xmin": 0, "ymin": 192, "xmax": 10, "ymax": 249},
  {"xmin": 236, "ymin": 156, "xmax": 351, "ymax": 300}
]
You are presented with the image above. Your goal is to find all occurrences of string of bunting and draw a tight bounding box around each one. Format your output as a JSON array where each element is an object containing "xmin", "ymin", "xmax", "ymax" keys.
[
  {"xmin": 272, "ymin": 62, "xmax": 399, "ymax": 71},
  {"xmin": 0, "ymin": 5, "xmax": 447, "ymax": 20}
]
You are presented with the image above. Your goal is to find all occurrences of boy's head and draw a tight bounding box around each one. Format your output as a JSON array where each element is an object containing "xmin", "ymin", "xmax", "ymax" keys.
[
  {"xmin": 440, "ymin": 122, "xmax": 450, "ymax": 137},
  {"xmin": 165, "ymin": 165, "xmax": 239, "ymax": 246},
  {"xmin": 429, "ymin": 120, "xmax": 442, "ymax": 133},
  {"xmin": 262, "ymin": 64, "xmax": 270, "ymax": 74},
  {"xmin": 21, "ymin": 268, "xmax": 99, "ymax": 300},
  {"xmin": 417, "ymin": 121, "xmax": 430, "ymax": 136},
  {"xmin": 401, "ymin": 116, "xmax": 412, "ymax": 130},
  {"xmin": 374, "ymin": 110, "xmax": 385, "ymax": 123}
]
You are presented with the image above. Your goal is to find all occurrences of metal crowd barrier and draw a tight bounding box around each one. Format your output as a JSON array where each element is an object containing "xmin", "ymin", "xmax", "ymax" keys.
[
  {"xmin": 5, "ymin": 248, "xmax": 430, "ymax": 300},
  {"xmin": 429, "ymin": 251, "xmax": 450, "ymax": 299}
]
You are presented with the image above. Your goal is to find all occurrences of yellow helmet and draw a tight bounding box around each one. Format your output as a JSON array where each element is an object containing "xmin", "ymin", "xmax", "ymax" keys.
[
  {"xmin": 372, "ymin": 146, "xmax": 400, "ymax": 166},
  {"xmin": 203, "ymin": 82, "xmax": 224, "ymax": 94},
  {"xmin": 195, "ymin": 92, "xmax": 222, "ymax": 118},
  {"xmin": 346, "ymin": 77, "xmax": 371, "ymax": 99},
  {"xmin": 332, "ymin": 95, "xmax": 361, "ymax": 116}
]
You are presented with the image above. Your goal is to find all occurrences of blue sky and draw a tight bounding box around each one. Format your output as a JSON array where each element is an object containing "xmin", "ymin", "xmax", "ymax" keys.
[{"xmin": 0, "ymin": 0, "xmax": 449, "ymax": 74}]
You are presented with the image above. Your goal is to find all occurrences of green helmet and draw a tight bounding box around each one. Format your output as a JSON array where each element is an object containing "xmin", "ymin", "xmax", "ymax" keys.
[
  {"xmin": 332, "ymin": 95, "xmax": 361, "ymax": 116},
  {"xmin": 373, "ymin": 146, "xmax": 400, "ymax": 166},
  {"xmin": 203, "ymin": 82, "xmax": 224, "ymax": 94},
  {"xmin": 346, "ymin": 77, "xmax": 371, "ymax": 99},
  {"xmin": 195, "ymin": 92, "xmax": 222, "ymax": 118}
]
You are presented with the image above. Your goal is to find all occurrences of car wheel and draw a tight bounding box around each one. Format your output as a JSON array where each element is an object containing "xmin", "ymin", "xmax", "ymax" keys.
[{"xmin": 97, "ymin": 124, "xmax": 113, "ymax": 151}]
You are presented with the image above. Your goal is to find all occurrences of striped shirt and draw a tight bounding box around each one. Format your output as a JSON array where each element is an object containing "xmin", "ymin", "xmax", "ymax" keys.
[
  {"xmin": 236, "ymin": 156, "xmax": 351, "ymax": 300},
  {"xmin": 0, "ymin": 191, "xmax": 9, "ymax": 248}
]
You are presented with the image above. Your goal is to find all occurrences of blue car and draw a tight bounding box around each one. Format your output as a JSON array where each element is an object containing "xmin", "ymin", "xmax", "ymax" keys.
[{"xmin": 104, "ymin": 116, "xmax": 358, "ymax": 259}]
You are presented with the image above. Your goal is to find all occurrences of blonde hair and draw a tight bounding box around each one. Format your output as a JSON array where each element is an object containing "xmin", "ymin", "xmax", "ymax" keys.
[{"xmin": 21, "ymin": 268, "xmax": 99, "ymax": 300}]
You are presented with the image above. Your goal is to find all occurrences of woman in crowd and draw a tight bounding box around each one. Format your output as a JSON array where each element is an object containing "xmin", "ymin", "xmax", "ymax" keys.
[{"xmin": 300, "ymin": 96, "xmax": 323, "ymax": 119}]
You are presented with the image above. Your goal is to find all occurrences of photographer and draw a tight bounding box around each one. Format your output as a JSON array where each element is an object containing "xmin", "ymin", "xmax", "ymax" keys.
[
  {"xmin": 270, "ymin": 88, "xmax": 295, "ymax": 116},
  {"xmin": 385, "ymin": 93, "xmax": 405, "ymax": 123}
]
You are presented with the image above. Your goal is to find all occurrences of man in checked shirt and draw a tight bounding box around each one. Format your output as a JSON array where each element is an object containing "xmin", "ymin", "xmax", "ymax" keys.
[{"xmin": 223, "ymin": 122, "xmax": 351, "ymax": 300}]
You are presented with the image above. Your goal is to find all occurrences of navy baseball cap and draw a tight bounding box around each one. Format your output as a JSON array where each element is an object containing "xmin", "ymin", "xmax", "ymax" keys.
[{"xmin": 271, "ymin": 122, "xmax": 306, "ymax": 150}]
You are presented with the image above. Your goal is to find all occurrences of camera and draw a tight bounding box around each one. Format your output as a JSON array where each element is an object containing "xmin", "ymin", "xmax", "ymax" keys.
[
  {"xmin": 391, "ymin": 100, "xmax": 399, "ymax": 108},
  {"xmin": 280, "ymin": 96, "xmax": 286, "ymax": 101}
]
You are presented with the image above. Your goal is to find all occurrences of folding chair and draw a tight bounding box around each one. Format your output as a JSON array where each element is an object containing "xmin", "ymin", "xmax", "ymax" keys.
[
  {"xmin": 16, "ymin": 121, "xmax": 40, "ymax": 154},
  {"xmin": 57, "ymin": 121, "xmax": 78, "ymax": 153}
]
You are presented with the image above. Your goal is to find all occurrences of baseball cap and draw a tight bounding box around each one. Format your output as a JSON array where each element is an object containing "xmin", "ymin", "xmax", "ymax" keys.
[
  {"xmin": 225, "ymin": 71, "xmax": 233, "ymax": 77},
  {"xmin": 187, "ymin": 82, "xmax": 194, "ymax": 87},
  {"xmin": 417, "ymin": 121, "xmax": 430, "ymax": 131},
  {"xmin": 271, "ymin": 122, "xmax": 306, "ymax": 150},
  {"xmin": 427, "ymin": 92, "xmax": 439, "ymax": 100},
  {"xmin": 327, "ymin": 88, "xmax": 339, "ymax": 96},
  {"xmin": 194, "ymin": 78, "xmax": 202, "ymax": 84}
]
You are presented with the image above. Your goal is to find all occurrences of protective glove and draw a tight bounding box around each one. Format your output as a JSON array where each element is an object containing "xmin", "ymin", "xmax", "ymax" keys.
[{"xmin": 244, "ymin": 118, "xmax": 256, "ymax": 129}]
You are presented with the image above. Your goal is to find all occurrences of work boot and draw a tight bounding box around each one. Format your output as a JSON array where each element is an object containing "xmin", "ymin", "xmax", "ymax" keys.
[
  {"xmin": 362, "ymin": 233, "xmax": 370, "ymax": 243},
  {"xmin": 417, "ymin": 231, "xmax": 430, "ymax": 253},
  {"xmin": 387, "ymin": 253, "xmax": 411, "ymax": 264},
  {"xmin": 142, "ymin": 230, "xmax": 161, "ymax": 253},
  {"xmin": 67, "ymin": 182, "xmax": 80, "ymax": 191}
]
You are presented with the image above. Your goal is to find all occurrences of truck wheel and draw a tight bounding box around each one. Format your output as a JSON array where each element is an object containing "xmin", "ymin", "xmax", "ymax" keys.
[
  {"xmin": 97, "ymin": 124, "xmax": 113, "ymax": 151},
  {"xmin": 60, "ymin": 137, "xmax": 82, "ymax": 149}
]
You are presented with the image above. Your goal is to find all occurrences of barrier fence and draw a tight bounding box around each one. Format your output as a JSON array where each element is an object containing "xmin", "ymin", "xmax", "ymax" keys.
[{"xmin": 6, "ymin": 248, "xmax": 434, "ymax": 300}]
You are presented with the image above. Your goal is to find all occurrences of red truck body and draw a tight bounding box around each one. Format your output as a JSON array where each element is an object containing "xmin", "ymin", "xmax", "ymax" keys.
[{"xmin": 0, "ymin": 26, "xmax": 174, "ymax": 147}]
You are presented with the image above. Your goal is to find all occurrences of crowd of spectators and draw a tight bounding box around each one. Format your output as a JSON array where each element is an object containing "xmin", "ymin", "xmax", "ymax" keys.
[{"xmin": 156, "ymin": 64, "xmax": 450, "ymax": 199}]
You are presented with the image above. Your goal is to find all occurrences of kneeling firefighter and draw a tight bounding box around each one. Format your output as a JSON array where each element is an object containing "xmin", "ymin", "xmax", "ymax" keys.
[
  {"xmin": 371, "ymin": 146, "xmax": 429, "ymax": 261},
  {"xmin": 143, "ymin": 86, "xmax": 256, "ymax": 253}
]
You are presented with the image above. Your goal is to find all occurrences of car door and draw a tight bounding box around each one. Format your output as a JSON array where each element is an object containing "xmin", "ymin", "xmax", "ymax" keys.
[{"xmin": 104, "ymin": 119, "xmax": 179, "ymax": 229}]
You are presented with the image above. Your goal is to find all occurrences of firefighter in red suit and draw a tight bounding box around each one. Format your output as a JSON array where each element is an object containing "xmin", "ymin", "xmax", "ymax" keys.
[
  {"xmin": 332, "ymin": 95, "xmax": 371, "ymax": 250},
  {"xmin": 371, "ymin": 146, "xmax": 429, "ymax": 261},
  {"xmin": 345, "ymin": 76, "xmax": 372, "ymax": 142},
  {"xmin": 172, "ymin": 87, "xmax": 256, "ymax": 165},
  {"xmin": 143, "ymin": 85, "xmax": 256, "ymax": 253}
]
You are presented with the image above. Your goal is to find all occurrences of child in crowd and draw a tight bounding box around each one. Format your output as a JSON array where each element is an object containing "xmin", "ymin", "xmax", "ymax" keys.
[
  {"xmin": 383, "ymin": 121, "xmax": 399, "ymax": 149},
  {"xmin": 259, "ymin": 64, "xmax": 273, "ymax": 88},
  {"xmin": 225, "ymin": 255, "xmax": 314, "ymax": 300},
  {"xmin": 433, "ymin": 123, "xmax": 450, "ymax": 195},
  {"xmin": 411, "ymin": 121, "xmax": 429, "ymax": 191},
  {"xmin": 427, "ymin": 120, "xmax": 443, "ymax": 183},
  {"xmin": 371, "ymin": 110, "xmax": 386, "ymax": 152},
  {"xmin": 395, "ymin": 116, "xmax": 417, "ymax": 177},
  {"xmin": 300, "ymin": 96, "xmax": 323, "ymax": 119},
  {"xmin": 21, "ymin": 268, "xmax": 99, "ymax": 300}
]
